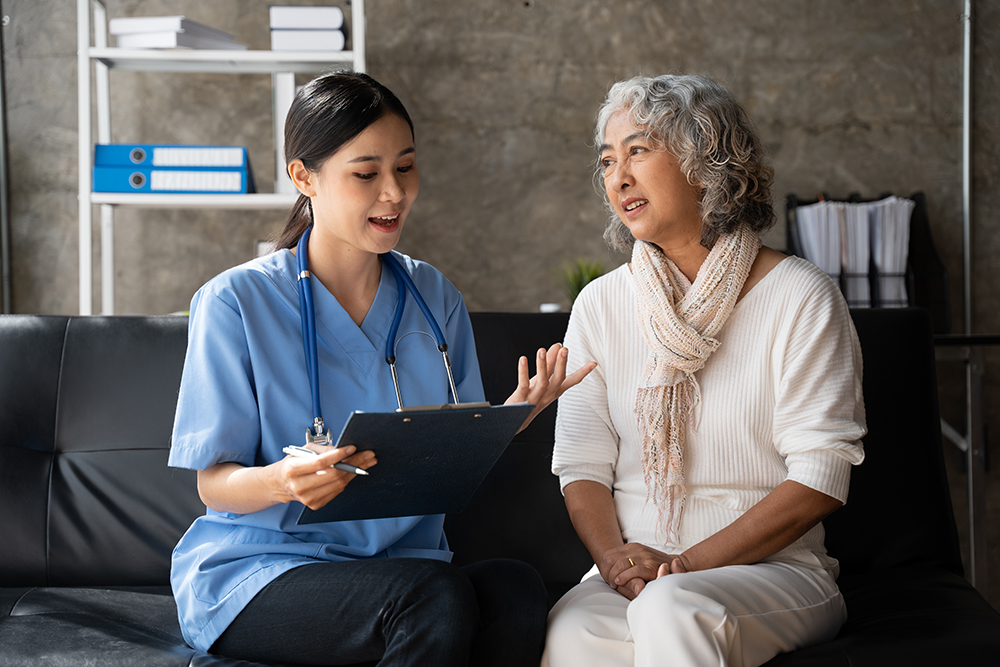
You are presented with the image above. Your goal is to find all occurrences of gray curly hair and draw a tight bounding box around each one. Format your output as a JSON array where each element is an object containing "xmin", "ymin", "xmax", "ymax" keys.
[{"xmin": 595, "ymin": 74, "xmax": 775, "ymax": 252}]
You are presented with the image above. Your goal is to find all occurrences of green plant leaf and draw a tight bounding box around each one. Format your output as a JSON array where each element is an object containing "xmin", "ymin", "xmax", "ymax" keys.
[{"xmin": 561, "ymin": 258, "xmax": 605, "ymax": 304}]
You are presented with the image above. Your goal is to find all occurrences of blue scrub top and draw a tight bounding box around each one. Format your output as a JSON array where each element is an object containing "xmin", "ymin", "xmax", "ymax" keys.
[{"xmin": 168, "ymin": 248, "xmax": 485, "ymax": 651}]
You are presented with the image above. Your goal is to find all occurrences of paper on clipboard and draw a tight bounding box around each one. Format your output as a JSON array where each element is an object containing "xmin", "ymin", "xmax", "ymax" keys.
[{"xmin": 296, "ymin": 403, "xmax": 535, "ymax": 524}]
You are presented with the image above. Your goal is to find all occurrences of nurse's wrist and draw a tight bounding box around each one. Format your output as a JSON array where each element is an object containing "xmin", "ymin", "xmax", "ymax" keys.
[{"xmin": 260, "ymin": 461, "xmax": 295, "ymax": 505}]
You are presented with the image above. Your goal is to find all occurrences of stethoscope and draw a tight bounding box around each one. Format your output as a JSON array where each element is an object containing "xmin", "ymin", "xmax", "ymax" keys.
[{"xmin": 295, "ymin": 225, "xmax": 464, "ymax": 448}]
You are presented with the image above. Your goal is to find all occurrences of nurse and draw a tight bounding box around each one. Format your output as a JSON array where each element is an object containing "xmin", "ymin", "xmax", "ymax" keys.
[{"xmin": 168, "ymin": 71, "xmax": 593, "ymax": 666}]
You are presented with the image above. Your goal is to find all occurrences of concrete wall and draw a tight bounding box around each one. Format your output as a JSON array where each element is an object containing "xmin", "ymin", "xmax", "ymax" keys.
[{"xmin": 2, "ymin": 0, "xmax": 998, "ymax": 605}]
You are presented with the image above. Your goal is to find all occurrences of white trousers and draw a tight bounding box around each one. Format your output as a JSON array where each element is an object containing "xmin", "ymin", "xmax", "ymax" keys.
[{"xmin": 541, "ymin": 561, "xmax": 845, "ymax": 667}]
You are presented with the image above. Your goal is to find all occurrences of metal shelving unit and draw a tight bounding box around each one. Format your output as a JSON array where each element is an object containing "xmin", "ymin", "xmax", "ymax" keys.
[
  {"xmin": 77, "ymin": 0, "xmax": 365, "ymax": 314},
  {"xmin": 88, "ymin": 47, "xmax": 356, "ymax": 74}
]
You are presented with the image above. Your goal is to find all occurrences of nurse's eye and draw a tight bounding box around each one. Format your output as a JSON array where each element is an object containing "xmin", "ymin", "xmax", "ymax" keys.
[
  {"xmin": 354, "ymin": 172, "xmax": 377, "ymax": 180},
  {"xmin": 397, "ymin": 164, "xmax": 415, "ymax": 174}
]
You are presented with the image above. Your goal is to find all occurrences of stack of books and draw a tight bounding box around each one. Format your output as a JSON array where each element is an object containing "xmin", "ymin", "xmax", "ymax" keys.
[
  {"xmin": 269, "ymin": 5, "xmax": 346, "ymax": 51},
  {"xmin": 109, "ymin": 16, "xmax": 248, "ymax": 50}
]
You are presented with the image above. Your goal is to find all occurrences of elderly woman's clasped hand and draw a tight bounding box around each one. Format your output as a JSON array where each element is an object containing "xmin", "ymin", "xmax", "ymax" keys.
[{"xmin": 598, "ymin": 545, "xmax": 690, "ymax": 600}]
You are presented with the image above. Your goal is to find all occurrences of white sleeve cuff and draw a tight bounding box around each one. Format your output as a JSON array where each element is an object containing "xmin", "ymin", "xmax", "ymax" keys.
[
  {"xmin": 557, "ymin": 463, "xmax": 615, "ymax": 495},
  {"xmin": 785, "ymin": 449, "xmax": 856, "ymax": 504}
]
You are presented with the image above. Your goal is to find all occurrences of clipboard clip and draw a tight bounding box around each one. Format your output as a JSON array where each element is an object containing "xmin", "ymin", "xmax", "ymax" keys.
[{"xmin": 396, "ymin": 401, "xmax": 491, "ymax": 412}]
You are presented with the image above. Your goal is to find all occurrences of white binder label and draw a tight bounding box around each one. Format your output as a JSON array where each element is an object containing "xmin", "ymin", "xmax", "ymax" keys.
[
  {"xmin": 150, "ymin": 170, "xmax": 242, "ymax": 192},
  {"xmin": 152, "ymin": 147, "xmax": 244, "ymax": 167}
]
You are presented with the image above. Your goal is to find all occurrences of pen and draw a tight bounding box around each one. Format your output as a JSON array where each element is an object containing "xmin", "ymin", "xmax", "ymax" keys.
[{"xmin": 282, "ymin": 445, "xmax": 369, "ymax": 476}]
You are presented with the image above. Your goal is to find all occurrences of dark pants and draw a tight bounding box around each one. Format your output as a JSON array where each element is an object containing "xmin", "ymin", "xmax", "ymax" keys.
[{"xmin": 211, "ymin": 557, "xmax": 548, "ymax": 667}]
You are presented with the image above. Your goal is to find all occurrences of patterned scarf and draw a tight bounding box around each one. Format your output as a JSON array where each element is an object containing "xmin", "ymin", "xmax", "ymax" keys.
[{"xmin": 632, "ymin": 225, "xmax": 761, "ymax": 542}]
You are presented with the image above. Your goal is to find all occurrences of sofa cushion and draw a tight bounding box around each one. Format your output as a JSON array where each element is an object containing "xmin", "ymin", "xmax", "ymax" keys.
[
  {"xmin": 0, "ymin": 316, "xmax": 204, "ymax": 587},
  {"xmin": 766, "ymin": 567, "xmax": 1000, "ymax": 666},
  {"xmin": 0, "ymin": 586, "xmax": 301, "ymax": 667}
]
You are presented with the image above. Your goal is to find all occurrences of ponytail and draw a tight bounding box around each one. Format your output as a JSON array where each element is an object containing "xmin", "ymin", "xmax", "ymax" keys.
[{"xmin": 273, "ymin": 194, "xmax": 313, "ymax": 250}]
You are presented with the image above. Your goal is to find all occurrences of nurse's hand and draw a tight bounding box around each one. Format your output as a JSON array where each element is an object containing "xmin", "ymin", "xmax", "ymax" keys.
[
  {"xmin": 505, "ymin": 343, "xmax": 597, "ymax": 433},
  {"xmin": 276, "ymin": 445, "xmax": 377, "ymax": 511},
  {"xmin": 196, "ymin": 446, "xmax": 376, "ymax": 515}
]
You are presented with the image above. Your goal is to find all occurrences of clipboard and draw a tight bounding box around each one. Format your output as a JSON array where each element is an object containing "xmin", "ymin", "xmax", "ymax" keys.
[{"xmin": 296, "ymin": 403, "xmax": 535, "ymax": 524}]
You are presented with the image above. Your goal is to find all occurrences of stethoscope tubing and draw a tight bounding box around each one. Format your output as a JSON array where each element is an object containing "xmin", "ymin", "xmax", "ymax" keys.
[
  {"xmin": 296, "ymin": 227, "xmax": 323, "ymax": 426},
  {"xmin": 295, "ymin": 225, "xmax": 458, "ymax": 436},
  {"xmin": 381, "ymin": 252, "xmax": 447, "ymax": 353}
]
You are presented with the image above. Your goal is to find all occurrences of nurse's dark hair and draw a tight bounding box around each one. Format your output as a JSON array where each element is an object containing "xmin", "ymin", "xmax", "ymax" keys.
[
  {"xmin": 595, "ymin": 74, "xmax": 775, "ymax": 252},
  {"xmin": 272, "ymin": 71, "xmax": 415, "ymax": 250}
]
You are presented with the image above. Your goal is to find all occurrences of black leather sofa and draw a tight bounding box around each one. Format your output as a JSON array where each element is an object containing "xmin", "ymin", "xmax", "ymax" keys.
[{"xmin": 1, "ymin": 309, "xmax": 998, "ymax": 666}]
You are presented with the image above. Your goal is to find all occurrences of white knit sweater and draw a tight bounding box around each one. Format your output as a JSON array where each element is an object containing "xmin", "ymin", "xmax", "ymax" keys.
[{"xmin": 553, "ymin": 256, "xmax": 866, "ymax": 571}]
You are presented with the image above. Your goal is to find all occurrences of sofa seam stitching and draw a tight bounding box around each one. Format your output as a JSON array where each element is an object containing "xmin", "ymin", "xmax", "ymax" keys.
[{"xmin": 45, "ymin": 317, "xmax": 72, "ymax": 586}]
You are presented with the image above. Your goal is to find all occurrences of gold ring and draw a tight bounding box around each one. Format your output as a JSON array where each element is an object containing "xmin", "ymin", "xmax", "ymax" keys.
[{"xmin": 628, "ymin": 558, "xmax": 636, "ymax": 567}]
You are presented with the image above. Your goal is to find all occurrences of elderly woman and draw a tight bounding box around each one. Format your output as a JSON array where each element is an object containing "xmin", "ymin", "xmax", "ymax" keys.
[{"xmin": 542, "ymin": 74, "xmax": 866, "ymax": 667}]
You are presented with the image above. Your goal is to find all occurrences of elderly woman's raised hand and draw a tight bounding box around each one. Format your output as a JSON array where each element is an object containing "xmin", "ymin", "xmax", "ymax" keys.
[{"xmin": 506, "ymin": 343, "xmax": 597, "ymax": 433}]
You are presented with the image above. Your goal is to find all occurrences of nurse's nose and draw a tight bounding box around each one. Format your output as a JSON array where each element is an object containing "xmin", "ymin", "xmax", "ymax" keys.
[{"xmin": 380, "ymin": 172, "xmax": 405, "ymax": 203}]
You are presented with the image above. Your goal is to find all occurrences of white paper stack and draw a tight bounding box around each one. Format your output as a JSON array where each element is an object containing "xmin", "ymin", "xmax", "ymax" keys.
[
  {"xmin": 792, "ymin": 196, "xmax": 913, "ymax": 308},
  {"xmin": 869, "ymin": 196, "xmax": 914, "ymax": 308},
  {"xmin": 841, "ymin": 203, "xmax": 871, "ymax": 308},
  {"xmin": 794, "ymin": 200, "xmax": 842, "ymax": 281},
  {"xmin": 269, "ymin": 5, "xmax": 346, "ymax": 51},
  {"xmin": 110, "ymin": 16, "xmax": 247, "ymax": 50}
]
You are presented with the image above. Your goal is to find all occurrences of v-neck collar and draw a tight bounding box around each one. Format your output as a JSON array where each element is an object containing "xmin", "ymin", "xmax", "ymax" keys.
[{"xmin": 278, "ymin": 250, "xmax": 399, "ymax": 376}]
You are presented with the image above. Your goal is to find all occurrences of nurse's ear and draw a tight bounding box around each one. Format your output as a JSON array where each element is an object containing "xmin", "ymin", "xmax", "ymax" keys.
[{"xmin": 288, "ymin": 159, "xmax": 317, "ymax": 198}]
